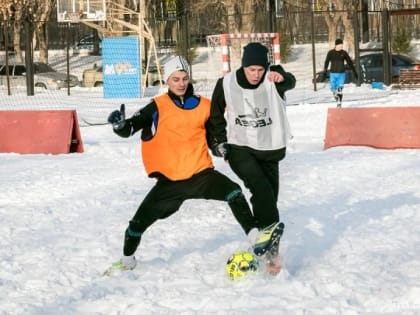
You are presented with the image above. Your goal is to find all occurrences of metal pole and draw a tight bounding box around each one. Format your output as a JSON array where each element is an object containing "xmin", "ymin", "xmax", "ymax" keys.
[
  {"xmin": 353, "ymin": 7, "xmax": 361, "ymax": 86},
  {"xmin": 270, "ymin": 0, "xmax": 276, "ymax": 32},
  {"xmin": 382, "ymin": 8, "xmax": 391, "ymax": 85},
  {"xmin": 311, "ymin": 9, "xmax": 317, "ymax": 92},
  {"xmin": 182, "ymin": 0, "xmax": 190, "ymax": 78},
  {"xmin": 4, "ymin": 18, "xmax": 11, "ymax": 95},
  {"xmin": 361, "ymin": 0, "xmax": 369, "ymax": 43},
  {"xmin": 24, "ymin": 17, "xmax": 34, "ymax": 96},
  {"xmin": 266, "ymin": 0, "xmax": 274, "ymax": 32},
  {"xmin": 66, "ymin": 23, "xmax": 71, "ymax": 95}
]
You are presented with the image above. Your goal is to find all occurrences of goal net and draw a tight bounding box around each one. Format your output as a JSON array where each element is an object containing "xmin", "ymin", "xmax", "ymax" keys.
[{"xmin": 206, "ymin": 33, "xmax": 281, "ymax": 76}]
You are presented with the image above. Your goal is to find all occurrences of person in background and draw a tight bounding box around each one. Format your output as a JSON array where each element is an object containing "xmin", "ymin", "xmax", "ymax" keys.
[
  {"xmin": 323, "ymin": 38, "xmax": 358, "ymax": 107},
  {"xmin": 105, "ymin": 56, "xmax": 256, "ymax": 275},
  {"xmin": 207, "ymin": 42, "xmax": 296, "ymax": 274}
]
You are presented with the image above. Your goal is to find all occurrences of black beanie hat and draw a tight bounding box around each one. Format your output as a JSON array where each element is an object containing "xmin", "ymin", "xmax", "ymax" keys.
[
  {"xmin": 241, "ymin": 42, "xmax": 269, "ymax": 68},
  {"xmin": 335, "ymin": 38, "xmax": 343, "ymax": 45}
]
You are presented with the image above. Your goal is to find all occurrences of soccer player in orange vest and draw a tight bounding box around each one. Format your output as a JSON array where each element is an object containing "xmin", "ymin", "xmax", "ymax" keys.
[{"xmin": 105, "ymin": 56, "xmax": 255, "ymax": 274}]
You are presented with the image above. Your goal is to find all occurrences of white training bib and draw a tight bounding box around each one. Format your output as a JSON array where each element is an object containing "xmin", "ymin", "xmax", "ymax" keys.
[{"xmin": 223, "ymin": 71, "xmax": 292, "ymax": 150}]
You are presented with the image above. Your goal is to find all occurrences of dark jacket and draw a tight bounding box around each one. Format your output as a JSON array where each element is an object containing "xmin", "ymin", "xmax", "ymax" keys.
[
  {"xmin": 113, "ymin": 83, "xmax": 197, "ymax": 140},
  {"xmin": 206, "ymin": 65, "xmax": 296, "ymax": 153},
  {"xmin": 324, "ymin": 49, "xmax": 356, "ymax": 74}
]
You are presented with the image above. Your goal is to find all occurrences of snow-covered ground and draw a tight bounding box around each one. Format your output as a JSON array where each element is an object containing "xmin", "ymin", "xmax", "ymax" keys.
[{"xmin": 1, "ymin": 43, "xmax": 420, "ymax": 314}]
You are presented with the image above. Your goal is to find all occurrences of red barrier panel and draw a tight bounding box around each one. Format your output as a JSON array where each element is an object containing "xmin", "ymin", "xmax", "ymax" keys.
[
  {"xmin": 0, "ymin": 110, "xmax": 84, "ymax": 154},
  {"xmin": 324, "ymin": 107, "xmax": 420, "ymax": 150}
]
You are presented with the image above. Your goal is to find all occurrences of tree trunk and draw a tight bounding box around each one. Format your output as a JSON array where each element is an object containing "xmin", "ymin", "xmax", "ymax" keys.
[
  {"xmin": 321, "ymin": 0, "xmax": 356, "ymax": 51},
  {"xmin": 322, "ymin": 11, "xmax": 342, "ymax": 47},
  {"xmin": 13, "ymin": 20, "xmax": 23, "ymax": 63},
  {"xmin": 240, "ymin": 0, "xmax": 254, "ymax": 33},
  {"xmin": 341, "ymin": 6, "xmax": 356, "ymax": 55},
  {"xmin": 342, "ymin": 13, "xmax": 355, "ymax": 54},
  {"xmin": 33, "ymin": 0, "xmax": 53, "ymax": 63},
  {"xmin": 37, "ymin": 24, "xmax": 49, "ymax": 63},
  {"xmin": 224, "ymin": 0, "xmax": 265, "ymax": 69},
  {"xmin": 13, "ymin": 2, "xmax": 24, "ymax": 63}
]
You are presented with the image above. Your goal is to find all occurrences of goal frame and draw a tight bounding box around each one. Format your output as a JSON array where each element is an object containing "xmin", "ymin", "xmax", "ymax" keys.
[
  {"xmin": 57, "ymin": 0, "xmax": 106, "ymax": 23},
  {"xmin": 206, "ymin": 33, "xmax": 281, "ymax": 75}
]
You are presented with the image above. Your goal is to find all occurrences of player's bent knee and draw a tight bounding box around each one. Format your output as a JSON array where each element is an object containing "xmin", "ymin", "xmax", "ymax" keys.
[{"xmin": 226, "ymin": 188, "xmax": 245, "ymax": 203}]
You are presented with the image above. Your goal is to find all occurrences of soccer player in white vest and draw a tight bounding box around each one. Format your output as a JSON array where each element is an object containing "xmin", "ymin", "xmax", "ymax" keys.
[{"xmin": 208, "ymin": 42, "xmax": 296, "ymax": 274}]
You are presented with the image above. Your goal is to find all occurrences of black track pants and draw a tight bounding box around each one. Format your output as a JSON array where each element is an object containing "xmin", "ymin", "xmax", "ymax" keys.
[
  {"xmin": 123, "ymin": 168, "xmax": 255, "ymax": 256},
  {"xmin": 227, "ymin": 146, "xmax": 285, "ymax": 229}
]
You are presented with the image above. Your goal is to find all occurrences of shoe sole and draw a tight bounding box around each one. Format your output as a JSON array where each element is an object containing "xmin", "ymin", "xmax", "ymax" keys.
[{"xmin": 253, "ymin": 222, "xmax": 285, "ymax": 257}]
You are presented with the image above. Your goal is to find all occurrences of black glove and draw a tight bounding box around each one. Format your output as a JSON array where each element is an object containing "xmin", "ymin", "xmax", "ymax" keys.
[
  {"xmin": 108, "ymin": 104, "xmax": 126, "ymax": 130},
  {"xmin": 319, "ymin": 71, "xmax": 327, "ymax": 82},
  {"xmin": 212, "ymin": 142, "xmax": 230, "ymax": 159}
]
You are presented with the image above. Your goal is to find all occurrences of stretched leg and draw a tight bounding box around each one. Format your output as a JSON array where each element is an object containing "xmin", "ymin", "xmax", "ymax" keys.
[
  {"xmin": 104, "ymin": 184, "xmax": 185, "ymax": 275},
  {"xmin": 186, "ymin": 169, "xmax": 256, "ymax": 234},
  {"xmin": 228, "ymin": 148, "xmax": 279, "ymax": 229},
  {"xmin": 225, "ymin": 189, "xmax": 256, "ymax": 234},
  {"xmin": 260, "ymin": 160, "xmax": 280, "ymax": 203},
  {"xmin": 124, "ymin": 181, "xmax": 184, "ymax": 256},
  {"xmin": 337, "ymin": 87, "xmax": 343, "ymax": 108},
  {"xmin": 336, "ymin": 73, "xmax": 346, "ymax": 108},
  {"xmin": 330, "ymin": 73, "xmax": 340, "ymax": 103}
]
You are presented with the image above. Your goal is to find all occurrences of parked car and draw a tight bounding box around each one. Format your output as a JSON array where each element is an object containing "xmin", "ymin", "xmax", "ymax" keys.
[
  {"xmin": 82, "ymin": 63, "xmax": 164, "ymax": 88},
  {"xmin": 74, "ymin": 34, "xmax": 102, "ymax": 54},
  {"xmin": 0, "ymin": 62, "xmax": 80, "ymax": 89},
  {"xmin": 82, "ymin": 64, "xmax": 103, "ymax": 87},
  {"xmin": 315, "ymin": 66, "xmax": 354, "ymax": 84},
  {"xmin": 143, "ymin": 63, "xmax": 165, "ymax": 86},
  {"xmin": 315, "ymin": 53, "xmax": 420, "ymax": 83},
  {"xmin": 359, "ymin": 53, "xmax": 420, "ymax": 83}
]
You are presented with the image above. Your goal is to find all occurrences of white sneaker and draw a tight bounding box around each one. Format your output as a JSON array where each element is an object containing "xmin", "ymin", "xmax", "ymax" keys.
[
  {"xmin": 103, "ymin": 255, "xmax": 136, "ymax": 276},
  {"xmin": 121, "ymin": 255, "xmax": 137, "ymax": 270},
  {"xmin": 247, "ymin": 228, "xmax": 258, "ymax": 245}
]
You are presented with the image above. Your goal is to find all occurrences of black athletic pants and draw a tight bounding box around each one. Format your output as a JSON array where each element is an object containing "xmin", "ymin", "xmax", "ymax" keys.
[
  {"xmin": 123, "ymin": 168, "xmax": 255, "ymax": 256},
  {"xmin": 227, "ymin": 146, "xmax": 286, "ymax": 229}
]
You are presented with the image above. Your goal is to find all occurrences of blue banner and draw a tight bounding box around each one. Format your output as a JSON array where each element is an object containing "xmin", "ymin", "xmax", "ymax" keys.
[{"xmin": 102, "ymin": 37, "xmax": 141, "ymax": 98}]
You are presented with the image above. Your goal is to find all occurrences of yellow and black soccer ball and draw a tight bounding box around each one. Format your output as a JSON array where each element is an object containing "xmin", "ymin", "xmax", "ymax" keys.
[{"xmin": 226, "ymin": 251, "xmax": 259, "ymax": 280}]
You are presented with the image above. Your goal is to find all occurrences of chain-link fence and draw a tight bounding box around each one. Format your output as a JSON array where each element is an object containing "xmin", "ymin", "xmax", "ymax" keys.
[{"xmin": 1, "ymin": 1, "xmax": 420, "ymax": 97}]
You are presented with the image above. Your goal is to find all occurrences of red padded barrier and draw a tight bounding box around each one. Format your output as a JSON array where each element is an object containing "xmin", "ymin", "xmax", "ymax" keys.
[
  {"xmin": 324, "ymin": 107, "xmax": 420, "ymax": 150},
  {"xmin": 0, "ymin": 110, "xmax": 84, "ymax": 154}
]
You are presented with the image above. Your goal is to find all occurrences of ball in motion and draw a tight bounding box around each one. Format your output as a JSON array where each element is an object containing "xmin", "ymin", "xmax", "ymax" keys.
[{"xmin": 226, "ymin": 251, "xmax": 259, "ymax": 280}]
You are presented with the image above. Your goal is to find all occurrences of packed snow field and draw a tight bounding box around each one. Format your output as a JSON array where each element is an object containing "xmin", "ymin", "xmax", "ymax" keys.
[{"xmin": 1, "ymin": 43, "xmax": 420, "ymax": 314}]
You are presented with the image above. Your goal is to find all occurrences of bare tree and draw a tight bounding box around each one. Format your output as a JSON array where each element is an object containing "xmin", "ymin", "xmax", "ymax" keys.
[
  {"xmin": 224, "ymin": 0, "xmax": 266, "ymax": 33},
  {"xmin": 1, "ymin": 0, "xmax": 55, "ymax": 63},
  {"xmin": 0, "ymin": 0, "xmax": 13, "ymax": 19},
  {"xmin": 318, "ymin": 0, "xmax": 356, "ymax": 53},
  {"xmin": 339, "ymin": 0, "xmax": 357, "ymax": 54},
  {"xmin": 12, "ymin": 0, "xmax": 25, "ymax": 62},
  {"xmin": 190, "ymin": 0, "xmax": 227, "ymax": 34},
  {"xmin": 33, "ymin": 0, "xmax": 56, "ymax": 63}
]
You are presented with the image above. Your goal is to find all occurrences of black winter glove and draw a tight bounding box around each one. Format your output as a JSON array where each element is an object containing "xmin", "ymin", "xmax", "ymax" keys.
[
  {"xmin": 212, "ymin": 142, "xmax": 230, "ymax": 160},
  {"xmin": 108, "ymin": 104, "xmax": 126, "ymax": 130}
]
